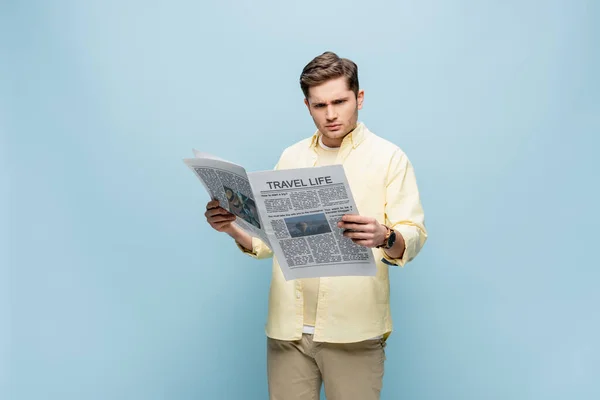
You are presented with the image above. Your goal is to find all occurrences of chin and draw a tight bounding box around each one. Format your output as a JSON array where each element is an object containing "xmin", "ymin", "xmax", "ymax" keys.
[
  {"xmin": 323, "ymin": 133, "xmax": 343, "ymax": 141},
  {"xmin": 323, "ymin": 126, "xmax": 345, "ymax": 135}
]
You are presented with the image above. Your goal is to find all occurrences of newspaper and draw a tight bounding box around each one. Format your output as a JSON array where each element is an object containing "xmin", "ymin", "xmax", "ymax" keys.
[
  {"xmin": 183, "ymin": 150, "xmax": 376, "ymax": 280},
  {"xmin": 185, "ymin": 150, "xmax": 271, "ymax": 249}
]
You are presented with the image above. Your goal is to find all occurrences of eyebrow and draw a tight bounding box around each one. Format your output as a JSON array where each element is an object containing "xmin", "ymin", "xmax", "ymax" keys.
[{"xmin": 311, "ymin": 96, "xmax": 350, "ymax": 106}]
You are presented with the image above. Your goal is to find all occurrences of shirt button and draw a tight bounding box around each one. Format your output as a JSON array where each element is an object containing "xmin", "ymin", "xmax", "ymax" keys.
[{"xmin": 296, "ymin": 290, "xmax": 301, "ymax": 299}]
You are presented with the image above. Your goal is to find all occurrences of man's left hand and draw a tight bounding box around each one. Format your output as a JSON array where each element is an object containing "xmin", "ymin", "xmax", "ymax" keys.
[{"xmin": 337, "ymin": 214, "xmax": 386, "ymax": 248}]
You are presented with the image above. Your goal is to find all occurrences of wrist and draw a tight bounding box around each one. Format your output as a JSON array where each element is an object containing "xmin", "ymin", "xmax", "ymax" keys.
[
  {"xmin": 376, "ymin": 224, "xmax": 396, "ymax": 250},
  {"xmin": 227, "ymin": 224, "xmax": 253, "ymax": 251},
  {"xmin": 379, "ymin": 225, "xmax": 389, "ymax": 246},
  {"xmin": 226, "ymin": 224, "xmax": 242, "ymax": 239}
]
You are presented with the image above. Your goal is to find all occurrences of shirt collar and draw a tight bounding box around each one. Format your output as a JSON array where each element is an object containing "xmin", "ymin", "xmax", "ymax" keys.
[{"xmin": 309, "ymin": 122, "xmax": 367, "ymax": 150}]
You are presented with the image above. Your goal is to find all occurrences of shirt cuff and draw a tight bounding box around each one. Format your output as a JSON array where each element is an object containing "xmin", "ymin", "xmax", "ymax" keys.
[
  {"xmin": 380, "ymin": 224, "xmax": 423, "ymax": 267},
  {"xmin": 235, "ymin": 237, "xmax": 273, "ymax": 259}
]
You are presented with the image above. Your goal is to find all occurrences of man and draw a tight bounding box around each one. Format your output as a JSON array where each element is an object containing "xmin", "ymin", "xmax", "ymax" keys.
[{"xmin": 204, "ymin": 51, "xmax": 427, "ymax": 400}]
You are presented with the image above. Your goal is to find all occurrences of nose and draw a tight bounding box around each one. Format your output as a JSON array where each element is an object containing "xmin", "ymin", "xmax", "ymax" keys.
[{"xmin": 325, "ymin": 105, "xmax": 337, "ymax": 121}]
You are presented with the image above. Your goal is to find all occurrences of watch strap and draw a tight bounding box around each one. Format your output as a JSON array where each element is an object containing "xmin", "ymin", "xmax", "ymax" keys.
[{"xmin": 376, "ymin": 225, "xmax": 392, "ymax": 249}]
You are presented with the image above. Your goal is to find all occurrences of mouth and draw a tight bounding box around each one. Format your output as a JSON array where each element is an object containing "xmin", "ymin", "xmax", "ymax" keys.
[{"xmin": 326, "ymin": 124, "xmax": 342, "ymax": 131}]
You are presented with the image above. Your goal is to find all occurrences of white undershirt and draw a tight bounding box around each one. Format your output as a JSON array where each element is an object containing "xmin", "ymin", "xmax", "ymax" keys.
[
  {"xmin": 318, "ymin": 134, "xmax": 339, "ymax": 151},
  {"xmin": 301, "ymin": 135, "xmax": 382, "ymax": 340}
]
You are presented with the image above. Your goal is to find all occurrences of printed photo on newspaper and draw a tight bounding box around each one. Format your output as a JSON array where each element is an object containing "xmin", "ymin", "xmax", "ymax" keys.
[{"xmin": 183, "ymin": 151, "xmax": 377, "ymax": 280}]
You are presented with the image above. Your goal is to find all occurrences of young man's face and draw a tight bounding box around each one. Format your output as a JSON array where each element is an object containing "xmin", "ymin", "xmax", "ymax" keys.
[{"xmin": 304, "ymin": 76, "xmax": 364, "ymax": 148}]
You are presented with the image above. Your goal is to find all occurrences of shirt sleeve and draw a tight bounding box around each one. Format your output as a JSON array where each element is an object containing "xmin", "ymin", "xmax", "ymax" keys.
[
  {"xmin": 236, "ymin": 237, "xmax": 274, "ymax": 259},
  {"xmin": 381, "ymin": 149, "xmax": 428, "ymax": 267}
]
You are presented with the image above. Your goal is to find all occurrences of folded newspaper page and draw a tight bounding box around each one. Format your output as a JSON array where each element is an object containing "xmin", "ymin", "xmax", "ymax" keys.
[
  {"xmin": 183, "ymin": 151, "xmax": 376, "ymax": 280},
  {"xmin": 184, "ymin": 150, "xmax": 271, "ymax": 249}
]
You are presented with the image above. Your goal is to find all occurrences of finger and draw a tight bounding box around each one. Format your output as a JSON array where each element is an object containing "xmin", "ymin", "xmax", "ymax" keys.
[
  {"xmin": 343, "ymin": 231, "xmax": 372, "ymax": 240},
  {"xmin": 212, "ymin": 223, "xmax": 233, "ymax": 232},
  {"xmin": 209, "ymin": 215, "xmax": 236, "ymax": 224},
  {"xmin": 206, "ymin": 200, "xmax": 220, "ymax": 209},
  {"xmin": 212, "ymin": 221, "xmax": 234, "ymax": 230},
  {"xmin": 340, "ymin": 214, "xmax": 373, "ymax": 224},
  {"xmin": 337, "ymin": 222, "xmax": 363, "ymax": 230},
  {"xmin": 338, "ymin": 222, "xmax": 375, "ymax": 232},
  {"xmin": 205, "ymin": 207, "xmax": 229, "ymax": 218},
  {"xmin": 205, "ymin": 207, "xmax": 233, "ymax": 218}
]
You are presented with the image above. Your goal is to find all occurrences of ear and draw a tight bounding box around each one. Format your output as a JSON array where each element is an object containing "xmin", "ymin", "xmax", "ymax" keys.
[
  {"xmin": 356, "ymin": 90, "xmax": 365, "ymax": 110},
  {"xmin": 304, "ymin": 98, "xmax": 313, "ymax": 116}
]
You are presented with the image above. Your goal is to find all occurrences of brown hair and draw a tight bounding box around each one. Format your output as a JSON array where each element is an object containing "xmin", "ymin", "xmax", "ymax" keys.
[{"xmin": 299, "ymin": 51, "xmax": 359, "ymax": 99}]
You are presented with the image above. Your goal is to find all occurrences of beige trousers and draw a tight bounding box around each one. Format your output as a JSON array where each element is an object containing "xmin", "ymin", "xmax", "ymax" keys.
[{"xmin": 267, "ymin": 334, "xmax": 386, "ymax": 400}]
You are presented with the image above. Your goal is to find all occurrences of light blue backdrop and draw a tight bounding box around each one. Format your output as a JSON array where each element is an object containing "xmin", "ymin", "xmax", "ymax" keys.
[{"xmin": 2, "ymin": 1, "xmax": 599, "ymax": 399}]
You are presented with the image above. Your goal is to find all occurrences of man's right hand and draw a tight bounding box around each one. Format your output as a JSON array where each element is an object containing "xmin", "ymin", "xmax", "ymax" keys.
[
  {"xmin": 204, "ymin": 200, "xmax": 237, "ymax": 233},
  {"xmin": 204, "ymin": 199, "xmax": 254, "ymax": 251}
]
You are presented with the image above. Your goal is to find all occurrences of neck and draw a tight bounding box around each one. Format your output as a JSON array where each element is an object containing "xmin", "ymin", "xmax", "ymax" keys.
[
  {"xmin": 319, "ymin": 135, "xmax": 339, "ymax": 150},
  {"xmin": 321, "ymin": 135, "xmax": 342, "ymax": 148}
]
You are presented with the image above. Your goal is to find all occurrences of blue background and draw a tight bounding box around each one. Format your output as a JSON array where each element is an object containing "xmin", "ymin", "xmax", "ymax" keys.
[{"xmin": 2, "ymin": 1, "xmax": 599, "ymax": 399}]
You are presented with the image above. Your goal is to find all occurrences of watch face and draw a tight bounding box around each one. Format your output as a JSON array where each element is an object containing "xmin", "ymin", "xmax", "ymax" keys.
[{"xmin": 387, "ymin": 231, "xmax": 396, "ymax": 248}]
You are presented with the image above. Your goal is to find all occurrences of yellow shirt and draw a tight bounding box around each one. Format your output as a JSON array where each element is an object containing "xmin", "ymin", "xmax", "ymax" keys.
[
  {"xmin": 301, "ymin": 136, "xmax": 340, "ymax": 328},
  {"xmin": 238, "ymin": 122, "xmax": 427, "ymax": 343}
]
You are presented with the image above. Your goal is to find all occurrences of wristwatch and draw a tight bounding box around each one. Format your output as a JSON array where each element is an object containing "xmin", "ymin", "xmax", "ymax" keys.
[{"xmin": 376, "ymin": 225, "xmax": 396, "ymax": 249}]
